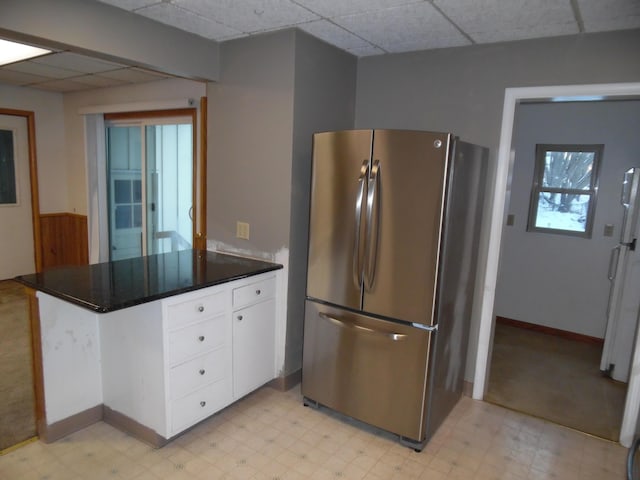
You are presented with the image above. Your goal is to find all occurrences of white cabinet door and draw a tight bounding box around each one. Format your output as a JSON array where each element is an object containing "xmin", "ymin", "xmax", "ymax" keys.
[{"xmin": 232, "ymin": 298, "xmax": 276, "ymax": 399}]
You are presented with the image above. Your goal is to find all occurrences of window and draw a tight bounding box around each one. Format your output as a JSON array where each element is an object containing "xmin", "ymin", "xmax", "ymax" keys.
[
  {"xmin": 0, "ymin": 129, "xmax": 17, "ymax": 204},
  {"xmin": 527, "ymin": 144, "xmax": 603, "ymax": 238}
]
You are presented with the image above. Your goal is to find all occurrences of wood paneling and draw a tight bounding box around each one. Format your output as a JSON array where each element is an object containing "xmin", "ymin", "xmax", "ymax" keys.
[{"xmin": 40, "ymin": 213, "xmax": 88, "ymax": 269}]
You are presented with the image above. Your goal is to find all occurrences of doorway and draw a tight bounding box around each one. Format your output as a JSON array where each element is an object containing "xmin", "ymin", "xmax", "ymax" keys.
[
  {"xmin": 105, "ymin": 112, "xmax": 195, "ymax": 261},
  {"xmin": 0, "ymin": 109, "xmax": 40, "ymax": 452},
  {"xmin": 473, "ymin": 82, "xmax": 640, "ymax": 447}
]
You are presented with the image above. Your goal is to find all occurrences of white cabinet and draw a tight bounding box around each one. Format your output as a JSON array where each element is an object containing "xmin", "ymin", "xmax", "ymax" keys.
[
  {"xmin": 232, "ymin": 276, "xmax": 277, "ymax": 399},
  {"xmin": 164, "ymin": 287, "xmax": 232, "ymax": 437},
  {"xmin": 99, "ymin": 272, "xmax": 277, "ymax": 443}
]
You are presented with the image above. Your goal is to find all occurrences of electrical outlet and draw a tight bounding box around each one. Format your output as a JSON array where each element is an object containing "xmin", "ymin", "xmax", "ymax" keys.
[
  {"xmin": 236, "ymin": 221, "xmax": 250, "ymax": 240},
  {"xmin": 506, "ymin": 214, "xmax": 515, "ymax": 226}
]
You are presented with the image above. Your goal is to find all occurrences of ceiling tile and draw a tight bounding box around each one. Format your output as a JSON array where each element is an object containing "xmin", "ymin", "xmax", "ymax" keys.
[
  {"xmin": 95, "ymin": 0, "xmax": 159, "ymax": 11},
  {"xmin": 137, "ymin": 3, "xmax": 243, "ymax": 40},
  {"xmin": 298, "ymin": 20, "xmax": 369, "ymax": 50},
  {"xmin": 434, "ymin": 0, "xmax": 578, "ymax": 44},
  {"xmin": 5, "ymin": 61, "xmax": 78, "ymax": 79},
  {"xmin": 0, "ymin": 69, "xmax": 50, "ymax": 86},
  {"xmin": 347, "ymin": 44, "xmax": 386, "ymax": 57},
  {"xmin": 30, "ymin": 79, "xmax": 96, "ymax": 92},
  {"xmin": 32, "ymin": 52, "xmax": 123, "ymax": 74},
  {"xmin": 71, "ymin": 74, "xmax": 129, "ymax": 88},
  {"xmin": 293, "ymin": 0, "xmax": 419, "ymax": 18},
  {"xmin": 334, "ymin": 3, "xmax": 470, "ymax": 52},
  {"xmin": 99, "ymin": 67, "xmax": 169, "ymax": 83},
  {"xmin": 578, "ymin": 0, "xmax": 640, "ymax": 32},
  {"xmin": 174, "ymin": 0, "xmax": 319, "ymax": 33}
]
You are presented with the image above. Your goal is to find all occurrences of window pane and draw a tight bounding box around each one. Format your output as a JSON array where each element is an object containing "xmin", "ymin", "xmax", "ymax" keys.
[
  {"xmin": 133, "ymin": 204, "xmax": 142, "ymax": 228},
  {"xmin": 543, "ymin": 151, "xmax": 594, "ymax": 189},
  {"xmin": 534, "ymin": 192, "xmax": 591, "ymax": 232},
  {"xmin": 114, "ymin": 179, "xmax": 131, "ymax": 204},
  {"xmin": 132, "ymin": 179, "xmax": 142, "ymax": 203},
  {"xmin": 115, "ymin": 205, "xmax": 132, "ymax": 229},
  {"xmin": 0, "ymin": 129, "xmax": 17, "ymax": 204}
]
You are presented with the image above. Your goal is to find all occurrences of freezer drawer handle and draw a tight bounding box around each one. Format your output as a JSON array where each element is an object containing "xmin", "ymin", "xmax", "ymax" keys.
[
  {"xmin": 319, "ymin": 312, "xmax": 407, "ymax": 341},
  {"xmin": 608, "ymin": 245, "xmax": 621, "ymax": 280},
  {"xmin": 353, "ymin": 160, "xmax": 369, "ymax": 289}
]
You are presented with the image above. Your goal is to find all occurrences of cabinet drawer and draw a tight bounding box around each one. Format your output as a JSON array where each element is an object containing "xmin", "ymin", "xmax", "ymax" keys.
[
  {"xmin": 167, "ymin": 290, "xmax": 226, "ymax": 330},
  {"xmin": 171, "ymin": 380, "xmax": 231, "ymax": 435},
  {"xmin": 167, "ymin": 314, "xmax": 226, "ymax": 364},
  {"xmin": 232, "ymin": 276, "xmax": 275, "ymax": 309},
  {"xmin": 169, "ymin": 349, "xmax": 228, "ymax": 400}
]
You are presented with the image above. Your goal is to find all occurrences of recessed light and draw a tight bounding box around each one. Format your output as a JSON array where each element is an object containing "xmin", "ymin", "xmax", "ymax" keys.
[{"xmin": 0, "ymin": 39, "xmax": 51, "ymax": 66}]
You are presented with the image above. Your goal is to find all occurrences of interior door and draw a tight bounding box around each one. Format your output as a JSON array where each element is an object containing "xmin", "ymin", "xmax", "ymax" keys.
[
  {"xmin": 306, "ymin": 130, "xmax": 373, "ymax": 310},
  {"xmin": 0, "ymin": 115, "xmax": 35, "ymax": 278},
  {"xmin": 362, "ymin": 130, "xmax": 451, "ymax": 325}
]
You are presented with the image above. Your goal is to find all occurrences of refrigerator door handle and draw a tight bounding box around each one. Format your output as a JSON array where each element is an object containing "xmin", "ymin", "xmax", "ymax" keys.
[
  {"xmin": 608, "ymin": 245, "xmax": 621, "ymax": 281},
  {"xmin": 319, "ymin": 312, "xmax": 407, "ymax": 341},
  {"xmin": 364, "ymin": 160, "xmax": 381, "ymax": 290},
  {"xmin": 353, "ymin": 160, "xmax": 369, "ymax": 289}
]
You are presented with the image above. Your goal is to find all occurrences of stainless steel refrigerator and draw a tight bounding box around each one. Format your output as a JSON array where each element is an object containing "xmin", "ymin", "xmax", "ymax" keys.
[
  {"xmin": 601, "ymin": 167, "xmax": 640, "ymax": 382},
  {"xmin": 302, "ymin": 129, "xmax": 488, "ymax": 450}
]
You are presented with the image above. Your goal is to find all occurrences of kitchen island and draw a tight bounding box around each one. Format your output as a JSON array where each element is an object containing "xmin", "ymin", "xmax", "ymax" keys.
[{"xmin": 16, "ymin": 249, "xmax": 282, "ymax": 446}]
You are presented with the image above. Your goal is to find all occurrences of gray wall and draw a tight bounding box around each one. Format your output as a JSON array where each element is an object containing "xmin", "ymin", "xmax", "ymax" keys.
[
  {"xmin": 495, "ymin": 100, "xmax": 640, "ymax": 338},
  {"xmin": 355, "ymin": 28, "xmax": 640, "ymax": 380},
  {"xmin": 207, "ymin": 29, "xmax": 357, "ymax": 376},
  {"xmin": 207, "ymin": 31, "xmax": 296, "ymax": 254},
  {"xmin": 0, "ymin": 0, "xmax": 219, "ymax": 81},
  {"xmin": 287, "ymin": 31, "xmax": 357, "ymax": 374}
]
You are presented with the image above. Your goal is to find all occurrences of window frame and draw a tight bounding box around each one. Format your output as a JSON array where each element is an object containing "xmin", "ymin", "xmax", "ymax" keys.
[{"xmin": 526, "ymin": 143, "xmax": 603, "ymax": 238}]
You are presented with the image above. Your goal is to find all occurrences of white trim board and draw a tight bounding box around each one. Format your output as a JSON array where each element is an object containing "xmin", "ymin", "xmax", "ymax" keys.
[{"xmin": 472, "ymin": 82, "xmax": 640, "ymax": 448}]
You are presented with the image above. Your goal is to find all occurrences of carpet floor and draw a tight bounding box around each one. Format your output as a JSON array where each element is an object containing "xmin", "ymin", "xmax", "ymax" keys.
[
  {"xmin": 0, "ymin": 280, "xmax": 36, "ymax": 451},
  {"xmin": 485, "ymin": 322, "xmax": 626, "ymax": 441}
]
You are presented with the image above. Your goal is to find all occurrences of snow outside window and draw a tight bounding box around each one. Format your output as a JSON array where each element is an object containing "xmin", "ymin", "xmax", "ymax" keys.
[{"xmin": 527, "ymin": 144, "xmax": 603, "ymax": 238}]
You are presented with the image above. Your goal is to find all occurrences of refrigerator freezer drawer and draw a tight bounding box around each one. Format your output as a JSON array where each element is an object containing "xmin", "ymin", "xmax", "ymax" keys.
[{"xmin": 302, "ymin": 300, "xmax": 432, "ymax": 442}]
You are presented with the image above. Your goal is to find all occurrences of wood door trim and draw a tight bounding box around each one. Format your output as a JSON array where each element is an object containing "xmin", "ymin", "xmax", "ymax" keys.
[
  {"xmin": 0, "ymin": 108, "xmax": 42, "ymax": 272},
  {"xmin": 25, "ymin": 287, "xmax": 46, "ymax": 440},
  {"xmin": 104, "ymin": 106, "xmax": 206, "ymax": 250},
  {"xmin": 196, "ymin": 96, "xmax": 207, "ymax": 249}
]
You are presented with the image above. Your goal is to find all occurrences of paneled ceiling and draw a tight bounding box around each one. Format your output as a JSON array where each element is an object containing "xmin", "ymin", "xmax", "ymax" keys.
[{"xmin": 0, "ymin": 0, "xmax": 638, "ymax": 93}]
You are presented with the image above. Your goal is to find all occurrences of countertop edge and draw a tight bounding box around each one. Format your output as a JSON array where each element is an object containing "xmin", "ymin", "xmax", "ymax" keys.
[{"xmin": 16, "ymin": 264, "xmax": 282, "ymax": 314}]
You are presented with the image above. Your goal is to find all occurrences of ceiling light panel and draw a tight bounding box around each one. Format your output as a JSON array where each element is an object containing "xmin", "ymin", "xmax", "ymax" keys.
[
  {"xmin": 0, "ymin": 39, "xmax": 51, "ymax": 66},
  {"xmin": 434, "ymin": 0, "xmax": 578, "ymax": 44},
  {"xmin": 174, "ymin": 0, "xmax": 319, "ymax": 32},
  {"xmin": 578, "ymin": 0, "xmax": 640, "ymax": 32},
  {"xmin": 334, "ymin": 2, "xmax": 470, "ymax": 52},
  {"xmin": 138, "ymin": 3, "xmax": 244, "ymax": 40},
  {"xmin": 99, "ymin": 67, "xmax": 169, "ymax": 82}
]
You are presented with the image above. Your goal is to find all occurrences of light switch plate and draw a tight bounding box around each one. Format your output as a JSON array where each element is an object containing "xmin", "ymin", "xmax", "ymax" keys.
[{"xmin": 236, "ymin": 221, "xmax": 250, "ymax": 240}]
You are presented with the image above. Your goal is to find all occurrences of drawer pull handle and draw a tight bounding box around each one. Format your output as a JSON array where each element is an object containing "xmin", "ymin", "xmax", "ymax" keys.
[
  {"xmin": 198, "ymin": 335, "xmax": 205, "ymax": 342},
  {"xmin": 200, "ymin": 401, "xmax": 206, "ymax": 407},
  {"xmin": 197, "ymin": 305, "xmax": 205, "ymax": 313},
  {"xmin": 199, "ymin": 369, "xmax": 205, "ymax": 375},
  {"xmin": 237, "ymin": 315, "xmax": 243, "ymax": 321},
  {"xmin": 256, "ymin": 289, "xmax": 261, "ymax": 295}
]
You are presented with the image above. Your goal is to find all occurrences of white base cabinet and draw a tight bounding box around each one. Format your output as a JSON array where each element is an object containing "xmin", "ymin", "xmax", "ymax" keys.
[{"xmin": 100, "ymin": 272, "xmax": 277, "ymax": 442}]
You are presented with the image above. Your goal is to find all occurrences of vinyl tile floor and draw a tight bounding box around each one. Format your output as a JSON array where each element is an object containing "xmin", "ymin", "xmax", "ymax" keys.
[
  {"xmin": 0, "ymin": 385, "xmax": 627, "ymax": 480},
  {"xmin": 486, "ymin": 323, "xmax": 627, "ymax": 441}
]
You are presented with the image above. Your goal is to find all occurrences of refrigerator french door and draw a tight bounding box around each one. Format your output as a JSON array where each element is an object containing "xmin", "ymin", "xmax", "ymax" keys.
[
  {"xmin": 601, "ymin": 167, "xmax": 640, "ymax": 382},
  {"xmin": 302, "ymin": 129, "xmax": 487, "ymax": 449}
]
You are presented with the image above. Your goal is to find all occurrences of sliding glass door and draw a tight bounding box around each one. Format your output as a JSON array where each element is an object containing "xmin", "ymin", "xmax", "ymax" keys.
[{"xmin": 106, "ymin": 116, "xmax": 193, "ymax": 261}]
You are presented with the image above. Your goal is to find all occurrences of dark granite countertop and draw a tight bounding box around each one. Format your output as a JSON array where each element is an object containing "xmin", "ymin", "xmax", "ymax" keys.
[{"xmin": 15, "ymin": 249, "xmax": 282, "ymax": 313}]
